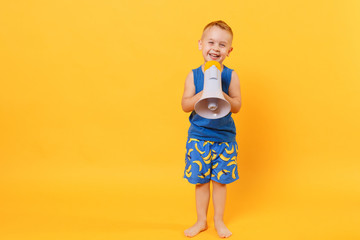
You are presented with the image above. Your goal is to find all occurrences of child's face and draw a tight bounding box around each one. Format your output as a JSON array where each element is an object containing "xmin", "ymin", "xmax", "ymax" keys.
[{"xmin": 198, "ymin": 26, "xmax": 233, "ymax": 65}]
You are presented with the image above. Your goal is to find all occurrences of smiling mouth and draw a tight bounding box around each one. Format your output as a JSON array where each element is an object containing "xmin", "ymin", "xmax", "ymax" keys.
[{"xmin": 209, "ymin": 53, "xmax": 219, "ymax": 59}]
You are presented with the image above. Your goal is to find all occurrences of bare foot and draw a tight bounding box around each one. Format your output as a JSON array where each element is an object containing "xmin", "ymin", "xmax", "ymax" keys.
[
  {"xmin": 184, "ymin": 221, "xmax": 208, "ymax": 237},
  {"xmin": 214, "ymin": 220, "xmax": 232, "ymax": 238}
]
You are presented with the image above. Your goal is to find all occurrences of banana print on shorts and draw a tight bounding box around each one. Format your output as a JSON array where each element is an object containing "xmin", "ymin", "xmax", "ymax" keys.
[{"xmin": 184, "ymin": 138, "xmax": 239, "ymax": 184}]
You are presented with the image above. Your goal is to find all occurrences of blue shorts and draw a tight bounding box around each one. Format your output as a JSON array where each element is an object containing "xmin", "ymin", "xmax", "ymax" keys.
[{"xmin": 184, "ymin": 138, "xmax": 239, "ymax": 184}]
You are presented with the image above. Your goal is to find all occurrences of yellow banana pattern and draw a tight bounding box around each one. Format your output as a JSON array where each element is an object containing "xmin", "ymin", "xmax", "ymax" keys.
[
  {"xmin": 225, "ymin": 145, "xmax": 234, "ymax": 155},
  {"xmin": 193, "ymin": 160, "xmax": 202, "ymax": 172},
  {"xmin": 203, "ymin": 157, "xmax": 211, "ymax": 165},
  {"xmin": 232, "ymin": 166, "xmax": 236, "ymax": 179},
  {"xmin": 198, "ymin": 168, "xmax": 211, "ymax": 178},
  {"xmin": 227, "ymin": 161, "xmax": 236, "ymax": 167},
  {"xmin": 231, "ymin": 156, "xmax": 237, "ymax": 164},
  {"xmin": 188, "ymin": 138, "xmax": 199, "ymax": 143},
  {"xmin": 195, "ymin": 143, "xmax": 205, "ymax": 155},
  {"xmin": 203, "ymin": 140, "xmax": 214, "ymax": 147},
  {"xmin": 219, "ymin": 154, "xmax": 231, "ymax": 161},
  {"xmin": 187, "ymin": 149, "xmax": 193, "ymax": 160},
  {"xmin": 212, "ymin": 162, "xmax": 219, "ymax": 169},
  {"xmin": 217, "ymin": 169, "xmax": 230, "ymax": 180},
  {"xmin": 203, "ymin": 151, "xmax": 212, "ymax": 162},
  {"xmin": 219, "ymin": 142, "xmax": 229, "ymax": 148},
  {"xmin": 184, "ymin": 138, "xmax": 239, "ymax": 184}
]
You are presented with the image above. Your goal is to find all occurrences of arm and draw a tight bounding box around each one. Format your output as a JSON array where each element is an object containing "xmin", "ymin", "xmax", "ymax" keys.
[
  {"xmin": 181, "ymin": 71, "xmax": 203, "ymax": 112},
  {"xmin": 223, "ymin": 71, "xmax": 242, "ymax": 113}
]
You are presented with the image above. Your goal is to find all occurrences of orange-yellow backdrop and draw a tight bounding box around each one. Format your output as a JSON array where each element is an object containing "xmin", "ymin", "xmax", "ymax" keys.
[{"xmin": 1, "ymin": 0, "xmax": 359, "ymax": 239}]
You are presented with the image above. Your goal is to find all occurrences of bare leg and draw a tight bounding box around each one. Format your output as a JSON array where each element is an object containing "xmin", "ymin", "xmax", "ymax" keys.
[
  {"xmin": 184, "ymin": 182, "xmax": 210, "ymax": 237},
  {"xmin": 212, "ymin": 181, "xmax": 232, "ymax": 238}
]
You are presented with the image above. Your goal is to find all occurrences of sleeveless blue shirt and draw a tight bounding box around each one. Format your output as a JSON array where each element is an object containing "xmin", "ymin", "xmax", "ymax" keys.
[{"xmin": 187, "ymin": 65, "xmax": 236, "ymax": 142}]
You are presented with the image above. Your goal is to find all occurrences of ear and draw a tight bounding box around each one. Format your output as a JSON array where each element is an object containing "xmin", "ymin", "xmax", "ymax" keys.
[
  {"xmin": 227, "ymin": 47, "xmax": 233, "ymax": 57},
  {"xmin": 198, "ymin": 40, "xmax": 203, "ymax": 50}
]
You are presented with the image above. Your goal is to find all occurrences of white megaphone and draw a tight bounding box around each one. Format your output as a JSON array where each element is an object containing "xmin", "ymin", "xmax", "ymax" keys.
[{"xmin": 194, "ymin": 61, "xmax": 231, "ymax": 119}]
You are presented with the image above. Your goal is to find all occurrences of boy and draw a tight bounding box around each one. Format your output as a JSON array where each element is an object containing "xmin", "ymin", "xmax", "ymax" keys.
[{"xmin": 181, "ymin": 20, "xmax": 241, "ymax": 238}]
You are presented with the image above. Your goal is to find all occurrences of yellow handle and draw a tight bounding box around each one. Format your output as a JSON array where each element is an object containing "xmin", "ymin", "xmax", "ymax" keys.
[{"xmin": 204, "ymin": 60, "xmax": 221, "ymax": 71}]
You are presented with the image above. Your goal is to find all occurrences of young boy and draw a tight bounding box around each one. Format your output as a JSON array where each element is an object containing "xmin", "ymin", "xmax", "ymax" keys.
[{"xmin": 181, "ymin": 20, "xmax": 241, "ymax": 238}]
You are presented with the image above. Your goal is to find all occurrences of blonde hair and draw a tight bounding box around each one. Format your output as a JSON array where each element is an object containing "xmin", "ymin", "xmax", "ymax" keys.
[{"xmin": 202, "ymin": 20, "xmax": 233, "ymax": 38}]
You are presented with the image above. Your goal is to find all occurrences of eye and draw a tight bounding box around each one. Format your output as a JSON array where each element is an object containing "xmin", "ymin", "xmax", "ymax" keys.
[
  {"xmin": 208, "ymin": 41, "xmax": 214, "ymax": 44},
  {"xmin": 220, "ymin": 44, "xmax": 225, "ymax": 47}
]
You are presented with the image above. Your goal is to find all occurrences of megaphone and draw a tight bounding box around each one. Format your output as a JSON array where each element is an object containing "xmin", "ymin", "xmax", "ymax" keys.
[{"xmin": 194, "ymin": 61, "xmax": 231, "ymax": 119}]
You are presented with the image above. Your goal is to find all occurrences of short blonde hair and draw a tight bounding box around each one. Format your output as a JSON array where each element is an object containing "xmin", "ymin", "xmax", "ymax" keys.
[{"xmin": 202, "ymin": 20, "xmax": 233, "ymax": 38}]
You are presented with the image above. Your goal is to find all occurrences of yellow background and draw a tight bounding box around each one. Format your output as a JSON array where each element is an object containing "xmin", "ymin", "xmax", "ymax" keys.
[{"xmin": 1, "ymin": 0, "xmax": 359, "ymax": 239}]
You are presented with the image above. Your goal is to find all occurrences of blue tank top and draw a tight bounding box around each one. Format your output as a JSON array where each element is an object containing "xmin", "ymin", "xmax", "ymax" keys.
[{"xmin": 187, "ymin": 65, "xmax": 236, "ymax": 142}]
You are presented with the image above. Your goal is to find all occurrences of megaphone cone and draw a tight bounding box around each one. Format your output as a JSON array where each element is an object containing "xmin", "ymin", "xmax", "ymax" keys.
[{"xmin": 194, "ymin": 61, "xmax": 231, "ymax": 119}]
